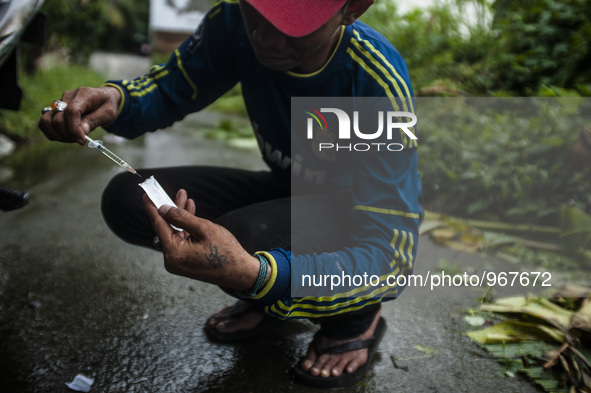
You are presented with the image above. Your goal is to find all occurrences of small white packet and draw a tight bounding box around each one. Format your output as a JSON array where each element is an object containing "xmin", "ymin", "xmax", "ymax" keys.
[
  {"xmin": 139, "ymin": 176, "xmax": 176, "ymax": 209},
  {"xmin": 139, "ymin": 176, "xmax": 182, "ymax": 231},
  {"xmin": 65, "ymin": 374, "xmax": 94, "ymax": 392}
]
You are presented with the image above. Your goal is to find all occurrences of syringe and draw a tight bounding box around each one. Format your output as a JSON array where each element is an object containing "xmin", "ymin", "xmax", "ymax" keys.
[{"xmin": 85, "ymin": 135, "xmax": 141, "ymax": 177}]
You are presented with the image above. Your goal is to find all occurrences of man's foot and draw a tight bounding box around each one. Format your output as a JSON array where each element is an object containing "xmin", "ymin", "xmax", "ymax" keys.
[
  {"xmin": 299, "ymin": 306, "xmax": 382, "ymax": 378},
  {"xmin": 204, "ymin": 301, "xmax": 273, "ymax": 342}
]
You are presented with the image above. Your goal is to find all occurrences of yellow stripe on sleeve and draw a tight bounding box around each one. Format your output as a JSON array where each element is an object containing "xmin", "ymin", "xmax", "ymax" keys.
[
  {"xmin": 129, "ymin": 83, "xmax": 158, "ymax": 97},
  {"xmin": 407, "ymin": 232, "xmax": 415, "ymax": 269},
  {"xmin": 352, "ymin": 30, "xmax": 415, "ymax": 113},
  {"xmin": 174, "ymin": 49, "xmax": 198, "ymax": 100},
  {"xmin": 353, "ymin": 205, "xmax": 421, "ymax": 219},
  {"xmin": 346, "ymin": 48, "xmax": 399, "ymax": 111},
  {"xmin": 269, "ymin": 292, "xmax": 395, "ymax": 319},
  {"xmin": 390, "ymin": 229, "xmax": 400, "ymax": 267},
  {"xmin": 399, "ymin": 230, "xmax": 408, "ymax": 265},
  {"xmin": 271, "ymin": 264, "xmax": 403, "ymax": 319},
  {"xmin": 209, "ymin": 0, "xmax": 239, "ymax": 19},
  {"xmin": 101, "ymin": 83, "xmax": 126, "ymax": 116},
  {"xmin": 350, "ymin": 37, "xmax": 410, "ymax": 113}
]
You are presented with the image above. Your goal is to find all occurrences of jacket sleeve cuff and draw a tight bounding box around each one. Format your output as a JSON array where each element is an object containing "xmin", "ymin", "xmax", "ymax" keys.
[
  {"xmin": 250, "ymin": 249, "xmax": 290, "ymax": 304},
  {"xmin": 101, "ymin": 81, "xmax": 129, "ymax": 130}
]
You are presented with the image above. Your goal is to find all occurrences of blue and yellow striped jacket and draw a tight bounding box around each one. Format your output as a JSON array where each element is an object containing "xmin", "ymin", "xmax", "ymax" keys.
[{"xmin": 105, "ymin": 0, "xmax": 423, "ymax": 320}]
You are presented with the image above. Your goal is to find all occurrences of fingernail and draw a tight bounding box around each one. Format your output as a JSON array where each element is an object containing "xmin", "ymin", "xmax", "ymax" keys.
[{"xmin": 159, "ymin": 205, "xmax": 172, "ymax": 214}]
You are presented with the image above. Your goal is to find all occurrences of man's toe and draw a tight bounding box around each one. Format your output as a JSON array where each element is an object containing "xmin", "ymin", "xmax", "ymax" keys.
[
  {"xmin": 300, "ymin": 358, "xmax": 314, "ymax": 372},
  {"xmin": 320, "ymin": 356, "xmax": 341, "ymax": 377},
  {"xmin": 331, "ymin": 357, "xmax": 351, "ymax": 376},
  {"xmin": 310, "ymin": 354, "xmax": 332, "ymax": 377},
  {"xmin": 345, "ymin": 358, "xmax": 361, "ymax": 374},
  {"xmin": 309, "ymin": 360, "xmax": 324, "ymax": 376}
]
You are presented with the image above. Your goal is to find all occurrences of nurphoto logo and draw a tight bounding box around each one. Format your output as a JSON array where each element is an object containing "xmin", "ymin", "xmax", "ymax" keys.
[{"xmin": 304, "ymin": 107, "xmax": 417, "ymax": 152}]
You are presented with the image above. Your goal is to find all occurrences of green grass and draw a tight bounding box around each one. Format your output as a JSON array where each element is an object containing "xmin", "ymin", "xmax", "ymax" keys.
[{"xmin": 0, "ymin": 65, "xmax": 106, "ymax": 140}]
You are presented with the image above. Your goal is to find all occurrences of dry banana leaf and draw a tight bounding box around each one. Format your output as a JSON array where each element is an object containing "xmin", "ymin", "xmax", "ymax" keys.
[
  {"xmin": 467, "ymin": 320, "xmax": 565, "ymax": 345},
  {"xmin": 468, "ymin": 293, "xmax": 591, "ymax": 393},
  {"xmin": 481, "ymin": 297, "xmax": 575, "ymax": 330},
  {"xmin": 554, "ymin": 285, "xmax": 591, "ymax": 299},
  {"xmin": 570, "ymin": 301, "xmax": 591, "ymax": 339}
]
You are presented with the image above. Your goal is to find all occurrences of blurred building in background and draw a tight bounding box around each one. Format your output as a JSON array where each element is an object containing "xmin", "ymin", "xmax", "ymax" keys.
[{"xmin": 150, "ymin": 0, "xmax": 209, "ymax": 54}]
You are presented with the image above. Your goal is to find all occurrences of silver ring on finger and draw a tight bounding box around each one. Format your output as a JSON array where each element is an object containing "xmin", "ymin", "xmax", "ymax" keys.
[{"xmin": 41, "ymin": 99, "xmax": 68, "ymax": 115}]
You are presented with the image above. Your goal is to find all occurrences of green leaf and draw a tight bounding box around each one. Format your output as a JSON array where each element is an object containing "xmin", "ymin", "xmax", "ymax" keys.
[
  {"xmin": 560, "ymin": 205, "xmax": 591, "ymax": 251},
  {"xmin": 467, "ymin": 320, "xmax": 565, "ymax": 344},
  {"xmin": 481, "ymin": 297, "xmax": 575, "ymax": 330},
  {"xmin": 483, "ymin": 341, "xmax": 556, "ymax": 360},
  {"xmin": 518, "ymin": 366, "xmax": 568, "ymax": 393},
  {"xmin": 413, "ymin": 345, "xmax": 439, "ymax": 356}
]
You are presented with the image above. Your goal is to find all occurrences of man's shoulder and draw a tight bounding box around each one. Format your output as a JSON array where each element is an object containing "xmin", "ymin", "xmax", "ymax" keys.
[
  {"xmin": 187, "ymin": 0, "xmax": 244, "ymax": 50},
  {"xmin": 343, "ymin": 20, "xmax": 413, "ymax": 98},
  {"xmin": 210, "ymin": 0, "xmax": 240, "ymax": 11},
  {"xmin": 348, "ymin": 20, "xmax": 401, "ymax": 59},
  {"xmin": 206, "ymin": 0, "xmax": 243, "ymax": 25}
]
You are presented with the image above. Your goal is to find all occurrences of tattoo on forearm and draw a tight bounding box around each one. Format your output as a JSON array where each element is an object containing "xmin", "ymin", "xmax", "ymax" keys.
[{"xmin": 205, "ymin": 243, "xmax": 228, "ymax": 269}]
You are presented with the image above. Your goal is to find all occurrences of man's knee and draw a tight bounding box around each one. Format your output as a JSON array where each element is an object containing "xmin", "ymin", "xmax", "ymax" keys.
[
  {"xmin": 215, "ymin": 199, "xmax": 290, "ymax": 254},
  {"xmin": 101, "ymin": 172, "xmax": 150, "ymax": 245},
  {"xmin": 102, "ymin": 173, "xmax": 134, "ymax": 221}
]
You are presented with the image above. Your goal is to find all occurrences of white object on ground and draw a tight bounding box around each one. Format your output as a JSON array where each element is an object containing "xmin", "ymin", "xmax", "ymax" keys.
[{"xmin": 65, "ymin": 374, "xmax": 94, "ymax": 392}]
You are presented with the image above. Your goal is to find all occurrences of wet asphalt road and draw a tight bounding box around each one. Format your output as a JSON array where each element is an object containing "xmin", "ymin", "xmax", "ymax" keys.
[{"xmin": 0, "ymin": 112, "xmax": 544, "ymax": 392}]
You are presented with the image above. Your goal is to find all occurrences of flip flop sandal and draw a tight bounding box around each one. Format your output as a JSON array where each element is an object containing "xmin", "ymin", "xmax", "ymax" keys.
[
  {"xmin": 293, "ymin": 317, "xmax": 387, "ymax": 389},
  {"xmin": 203, "ymin": 300, "xmax": 277, "ymax": 343}
]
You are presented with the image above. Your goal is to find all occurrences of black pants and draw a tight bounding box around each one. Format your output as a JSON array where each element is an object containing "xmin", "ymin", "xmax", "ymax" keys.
[{"xmin": 101, "ymin": 166, "xmax": 380, "ymax": 340}]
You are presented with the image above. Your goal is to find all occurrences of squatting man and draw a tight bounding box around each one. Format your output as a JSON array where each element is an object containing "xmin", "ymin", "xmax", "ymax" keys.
[{"xmin": 38, "ymin": 0, "xmax": 422, "ymax": 388}]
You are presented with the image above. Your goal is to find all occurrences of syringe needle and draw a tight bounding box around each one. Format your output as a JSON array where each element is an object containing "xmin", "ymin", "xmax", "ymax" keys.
[{"xmin": 84, "ymin": 135, "xmax": 140, "ymax": 176}]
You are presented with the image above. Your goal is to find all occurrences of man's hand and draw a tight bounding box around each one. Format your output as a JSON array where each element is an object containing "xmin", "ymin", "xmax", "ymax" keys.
[
  {"xmin": 143, "ymin": 189, "xmax": 260, "ymax": 291},
  {"xmin": 38, "ymin": 86, "xmax": 121, "ymax": 145}
]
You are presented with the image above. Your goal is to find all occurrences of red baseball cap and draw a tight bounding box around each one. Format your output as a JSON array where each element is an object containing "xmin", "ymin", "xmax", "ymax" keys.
[{"xmin": 244, "ymin": 0, "xmax": 348, "ymax": 38}]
